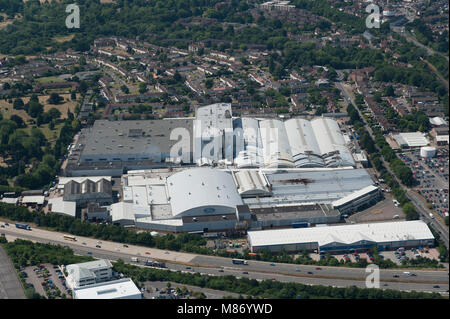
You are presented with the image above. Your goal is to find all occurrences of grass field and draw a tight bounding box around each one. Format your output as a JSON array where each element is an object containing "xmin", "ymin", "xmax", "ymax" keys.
[
  {"xmin": 0, "ymin": 93, "xmax": 80, "ymax": 123},
  {"xmin": 18, "ymin": 122, "xmax": 64, "ymax": 145},
  {"xmin": 35, "ymin": 76, "xmax": 63, "ymax": 84}
]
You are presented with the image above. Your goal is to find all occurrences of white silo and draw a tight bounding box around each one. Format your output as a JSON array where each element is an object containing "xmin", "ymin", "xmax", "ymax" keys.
[{"xmin": 420, "ymin": 146, "xmax": 436, "ymax": 158}]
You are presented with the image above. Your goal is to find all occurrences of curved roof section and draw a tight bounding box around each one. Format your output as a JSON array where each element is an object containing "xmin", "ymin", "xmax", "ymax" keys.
[
  {"xmin": 166, "ymin": 168, "xmax": 243, "ymax": 217},
  {"xmin": 311, "ymin": 118, "xmax": 355, "ymax": 167},
  {"xmin": 259, "ymin": 119, "xmax": 294, "ymax": 168},
  {"xmin": 232, "ymin": 170, "xmax": 272, "ymax": 198},
  {"xmin": 284, "ymin": 118, "xmax": 324, "ymax": 168}
]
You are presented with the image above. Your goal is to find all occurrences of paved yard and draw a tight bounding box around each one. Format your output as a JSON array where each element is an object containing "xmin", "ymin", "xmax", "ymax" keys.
[
  {"xmin": 23, "ymin": 263, "xmax": 70, "ymax": 299},
  {"xmin": 0, "ymin": 246, "xmax": 25, "ymax": 299},
  {"xmin": 347, "ymin": 196, "xmax": 405, "ymax": 223},
  {"xmin": 143, "ymin": 281, "xmax": 242, "ymax": 299}
]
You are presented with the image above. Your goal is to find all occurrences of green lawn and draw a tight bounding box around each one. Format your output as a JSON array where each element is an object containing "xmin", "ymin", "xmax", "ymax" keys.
[{"xmin": 35, "ymin": 76, "xmax": 63, "ymax": 84}]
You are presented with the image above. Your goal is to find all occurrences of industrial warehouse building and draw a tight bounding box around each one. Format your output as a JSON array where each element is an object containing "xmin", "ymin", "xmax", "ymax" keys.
[
  {"xmin": 109, "ymin": 166, "xmax": 378, "ymax": 233},
  {"xmin": 64, "ymin": 103, "xmax": 358, "ymax": 176},
  {"xmin": 393, "ymin": 132, "xmax": 430, "ymax": 148},
  {"xmin": 247, "ymin": 220, "xmax": 435, "ymax": 253}
]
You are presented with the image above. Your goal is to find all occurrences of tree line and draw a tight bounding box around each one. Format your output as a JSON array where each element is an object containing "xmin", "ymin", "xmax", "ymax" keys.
[{"xmin": 1, "ymin": 202, "xmax": 443, "ymax": 269}]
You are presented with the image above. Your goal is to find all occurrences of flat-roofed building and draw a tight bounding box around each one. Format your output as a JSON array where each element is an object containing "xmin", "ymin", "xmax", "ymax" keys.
[
  {"xmin": 248, "ymin": 220, "xmax": 435, "ymax": 253},
  {"xmin": 193, "ymin": 103, "xmax": 233, "ymax": 165},
  {"xmin": 72, "ymin": 278, "xmax": 142, "ymax": 299},
  {"xmin": 332, "ymin": 185, "xmax": 381, "ymax": 215},
  {"xmin": 66, "ymin": 259, "xmax": 113, "ymax": 289}
]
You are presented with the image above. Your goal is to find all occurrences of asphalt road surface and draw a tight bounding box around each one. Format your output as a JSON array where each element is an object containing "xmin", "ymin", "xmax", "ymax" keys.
[
  {"xmin": 1, "ymin": 224, "xmax": 448, "ymax": 295},
  {"xmin": 0, "ymin": 246, "xmax": 26, "ymax": 299}
]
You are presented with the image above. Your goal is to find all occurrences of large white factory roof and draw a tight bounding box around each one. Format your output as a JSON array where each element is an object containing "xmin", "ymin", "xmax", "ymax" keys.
[
  {"xmin": 166, "ymin": 168, "xmax": 243, "ymax": 217},
  {"xmin": 285, "ymin": 118, "xmax": 324, "ymax": 168},
  {"xmin": 310, "ymin": 117, "xmax": 355, "ymax": 167},
  {"xmin": 248, "ymin": 220, "xmax": 435, "ymax": 248},
  {"xmin": 259, "ymin": 119, "xmax": 294, "ymax": 168},
  {"xmin": 243, "ymin": 167, "xmax": 374, "ymax": 208}
]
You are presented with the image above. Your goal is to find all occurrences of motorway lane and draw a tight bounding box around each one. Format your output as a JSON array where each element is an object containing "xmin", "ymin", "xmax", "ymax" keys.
[
  {"xmin": 190, "ymin": 255, "xmax": 449, "ymax": 284},
  {"xmin": 1, "ymin": 225, "xmax": 448, "ymax": 294}
]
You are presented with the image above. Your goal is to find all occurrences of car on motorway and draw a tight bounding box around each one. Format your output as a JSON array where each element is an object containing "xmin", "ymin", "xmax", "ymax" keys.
[
  {"xmin": 87, "ymin": 251, "xmax": 92, "ymax": 255},
  {"xmin": 123, "ymin": 244, "xmax": 129, "ymax": 248},
  {"xmin": 393, "ymin": 275, "xmax": 399, "ymax": 278},
  {"xmin": 269, "ymin": 263, "xmax": 275, "ymax": 266},
  {"xmin": 295, "ymin": 268, "xmax": 300, "ymax": 272},
  {"xmin": 145, "ymin": 252, "xmax": 151, "ymax": 255},
  {"xmin": 270, "ymin": 278, "xmax": 275, "ymax": 281},
  {"xmin": 315, "ymin": 267, "xmax": 322, "ymax": 270},
  {"xmin": 242, "ymin": 271, "xmax": 248, "ymax": 275},
  {"xmin": 433, "ymin": 285, "xmax": 440, "ymax": 288},
  {"xmin": 186, "ymin": 266, "xmax": 192, "ymax": 270},
  {"xmin": 218, "ymin": 269, "xmax": 224, "ymax": 273},
  {"xmin": 383, "ymin": 283, "xmax": 388, "ymax": 287},
  {"xmin": 95, "ymin": 245, "xmax": 101, "ymax": 248},
  {"xmin": 82, "ymin": 242, "xmax": 86, "ymax": 245},
  {"xmin": 4, "ymin": 222, "xmax": 8, "ymax": 226}
]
